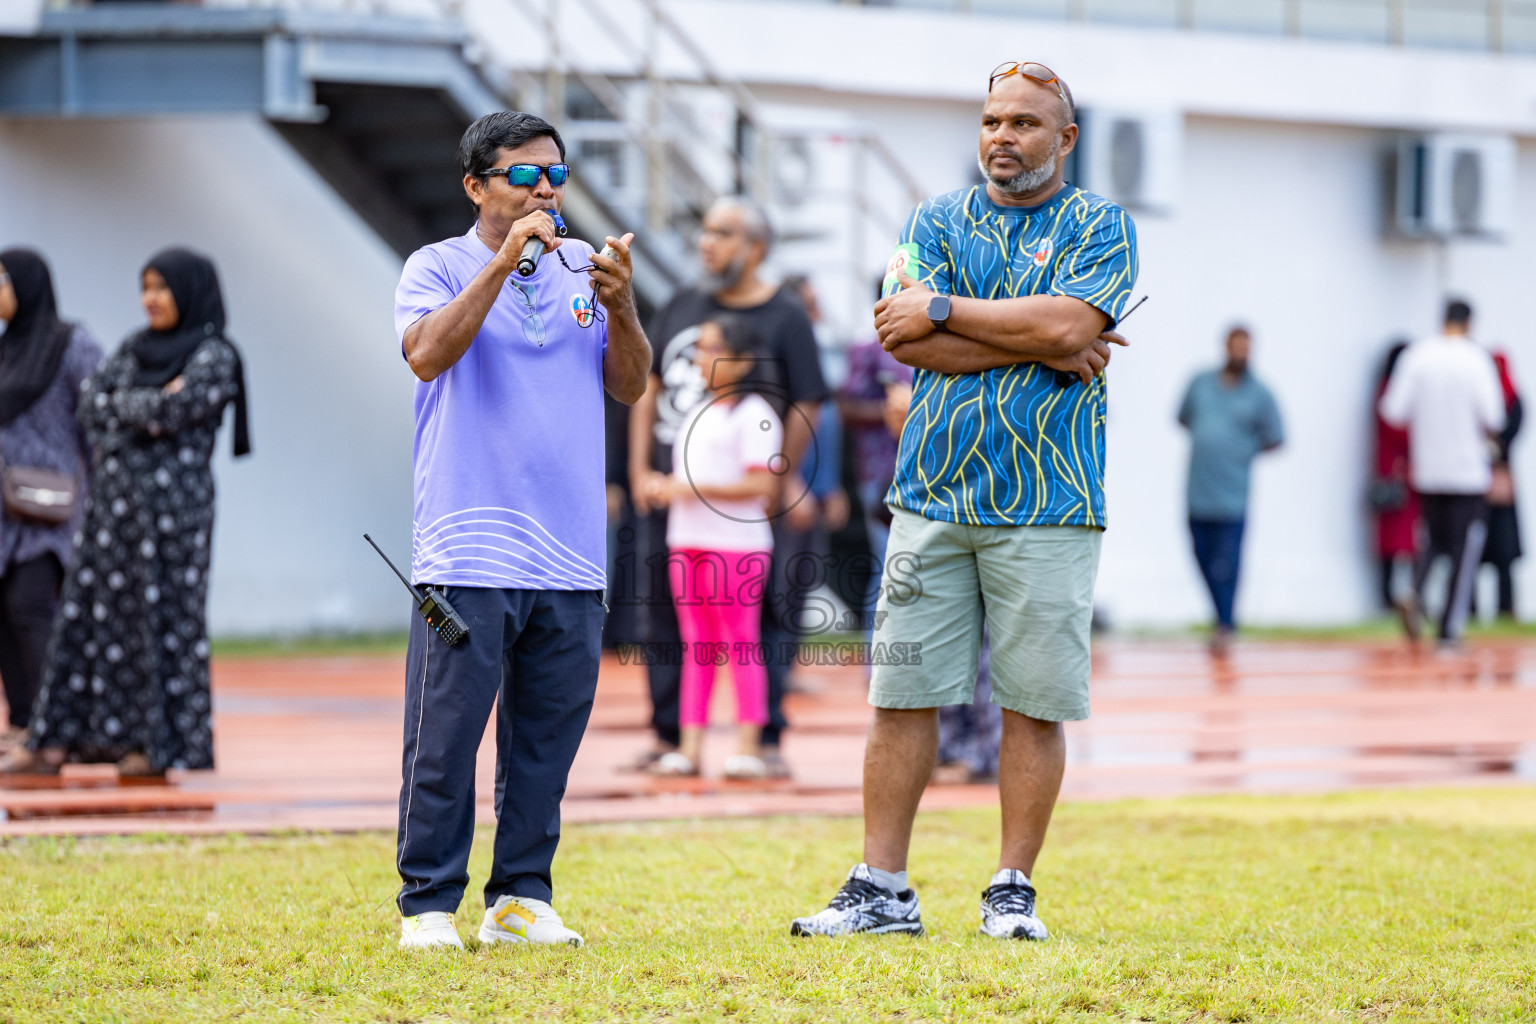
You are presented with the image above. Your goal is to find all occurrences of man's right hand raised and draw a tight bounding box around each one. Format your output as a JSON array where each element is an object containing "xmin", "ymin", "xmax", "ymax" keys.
[
  {"xmin": 407, "ymin": 207, "xmax": 569, "ymax": 382},
  {"xmin": 1041, "ymin": 330, "xmax": 1127, "ymax": 385},
  {"xmin": 495, "ymin": 209, "xmax": 563, "ymax": 271}
]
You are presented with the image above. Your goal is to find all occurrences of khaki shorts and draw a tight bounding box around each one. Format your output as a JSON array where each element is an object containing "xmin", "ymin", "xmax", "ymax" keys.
[{"xmin": 868, "ymin": 507, "xmax": 1102, "ymax": 721}]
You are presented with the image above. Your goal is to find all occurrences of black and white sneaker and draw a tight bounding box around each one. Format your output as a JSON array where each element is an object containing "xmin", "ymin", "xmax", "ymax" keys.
[
  {"xmin": 979, "ymin": 869, "xmax": 1048, "ymax": 940},
  {"xmin": 790, "ymin": 863, "xmax": 924, "ymax": 937}
]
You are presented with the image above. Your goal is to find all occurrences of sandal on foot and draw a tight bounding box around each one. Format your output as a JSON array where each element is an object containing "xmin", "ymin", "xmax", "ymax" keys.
[
  {"xmin": 117, "ymin": 753, "xmax": 165, "ymax": 779},
  {"xmin": 0, "ymin": 748, "xmax": 59, "ymax": 775}
]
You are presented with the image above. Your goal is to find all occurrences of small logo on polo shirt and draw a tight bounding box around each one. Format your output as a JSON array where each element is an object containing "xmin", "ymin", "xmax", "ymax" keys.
[
  {"xmin": 1031, "ymin": 237, "xmax": 1054, "ymax": 268},
  {"xmin": 571, "ymin": 294, "xmax": 596, "ymax": 328}
]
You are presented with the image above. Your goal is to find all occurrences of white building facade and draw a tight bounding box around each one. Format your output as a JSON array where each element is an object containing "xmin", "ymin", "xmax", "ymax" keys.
[{"xmin": 1, "ymin": 0, "xmax": 1533, "ymax": 631}]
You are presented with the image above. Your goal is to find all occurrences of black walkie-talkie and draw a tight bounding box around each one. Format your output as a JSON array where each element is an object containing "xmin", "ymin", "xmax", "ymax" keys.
[
  {"xmin": 364, "ymin": 534, "xmax": 470, "ymax": 647},
  {"xmin": 1054, "ymin": 294, "xmax": 1148, "ymax": 388}
]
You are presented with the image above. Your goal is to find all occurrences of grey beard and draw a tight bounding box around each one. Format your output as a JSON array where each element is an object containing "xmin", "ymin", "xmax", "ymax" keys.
[
  {"xmin": 700, "ymin": 252, "xmax": 749, "ymax": 294},
  {"xmin": 979, "ymin": 145, "xmax": 1059, "ymax": 197}
]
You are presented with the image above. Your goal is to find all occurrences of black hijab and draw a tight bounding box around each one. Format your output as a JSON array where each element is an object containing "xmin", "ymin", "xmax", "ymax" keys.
[
  {"xmin": 0, "ymin": 248, "xmax": 73, "ymax": 428},
  {"xmin": 128, "ymin": 248, "xmax": 250, "ymax": 457}
]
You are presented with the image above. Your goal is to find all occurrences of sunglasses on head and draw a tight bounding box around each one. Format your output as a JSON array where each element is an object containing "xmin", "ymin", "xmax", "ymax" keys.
[
  {"xmin": 482, "ymin": 163, "xmax": 570, "ymax": 188},
  {"xmin": 988, "ymin": 61, "xmax": 1067, "ymax": 104}
]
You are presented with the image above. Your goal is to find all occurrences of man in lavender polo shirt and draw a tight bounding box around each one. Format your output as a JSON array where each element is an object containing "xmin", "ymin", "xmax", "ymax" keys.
[{"xmin": 391, "ymin": 111, "xmax": 650, "ymax": 951}]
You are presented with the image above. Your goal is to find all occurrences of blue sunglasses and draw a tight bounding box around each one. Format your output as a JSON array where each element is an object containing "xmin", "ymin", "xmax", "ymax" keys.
[{"xmin": 482, "ymin": 163, "xmax": 570, "ymax": 188}]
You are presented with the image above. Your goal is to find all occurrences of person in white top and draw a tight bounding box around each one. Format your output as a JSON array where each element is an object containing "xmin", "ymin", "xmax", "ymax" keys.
[
  {"xmin": 1378, "ymin": 299, "xmax": 1506, "ymax": 645},
  {"xmin": 638, "ymin": 315, "xmax": 783, "ymax": 778}
]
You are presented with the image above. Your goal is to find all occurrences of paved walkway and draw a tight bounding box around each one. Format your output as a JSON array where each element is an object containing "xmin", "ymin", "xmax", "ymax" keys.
[{"xmin": 2, "ymin": 640, "xmax": 1534, "ymax": 836}]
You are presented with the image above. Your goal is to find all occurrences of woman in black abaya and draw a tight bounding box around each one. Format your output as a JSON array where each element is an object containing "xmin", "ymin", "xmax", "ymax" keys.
[
  {"xmin": 4, "ymin": 248, "xmax": 250, "ymax": 777},
  {"xmin": 0, "ymin": 250, "xmax": 102, "ymax": 749}
]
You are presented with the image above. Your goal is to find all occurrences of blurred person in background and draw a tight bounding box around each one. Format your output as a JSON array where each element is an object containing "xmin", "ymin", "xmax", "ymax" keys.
[
  {"xmin": 780, "ymin": 274, "xmax": 829, "ymax": 349},
  {"xmin": 798, "ymin": 388, "xmax": 848, "ymax": 556},
  {"xmin": 639, "ymin": 316, "xmax": 779, "ymax": 779},
  {"xmin": 628, "ymin": 196, "xmax": 827, "ymax": 779},
  {"xmin": 934, "ymin": 637, "xmax": 1001, "ymax": 784},
  {"xmin": 1379, "ymin": 299, "xmax": 1504, "ymax": 647},
  {"xmin": 1370, "ymin": 340, "xmax": 1418, "ymax": 610},
  {"xmin": 4, "ymin": 248, "xmax": 249, "ymax": 777},
  {"xmin": 1176, "ymin": 326, "xmax": 1285, "ymax": 652},
  {"xmin": 0, "ymin": 249, "xmax": 102, "ymax": 752},
  {"xmin": 837, "ymin": 282, "xmax": 914, "ymax": 630},
  {"xmin": 780, "ymin": 273, "xmax": 850, "ymax": 650},
  {"xmin": 1479, "ymin": 350, "xmax": 1522, "ymax": 618}
]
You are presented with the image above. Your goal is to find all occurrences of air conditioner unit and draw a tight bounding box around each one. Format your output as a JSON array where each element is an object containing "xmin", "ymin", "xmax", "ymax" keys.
[
  {"xmin": 1394, "ymin": 133, "xmax": 1514, "ymax": 240},
  {"xmin": 1074, "ymin": 108, "xmax": 1182, "ymax": 213}
]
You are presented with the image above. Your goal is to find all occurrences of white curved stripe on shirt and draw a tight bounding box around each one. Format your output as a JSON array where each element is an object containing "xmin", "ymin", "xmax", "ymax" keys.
[
  {"xmin": 413, "ymin": 522, "xmax": 604, "ymax": 583},
  {"xmin": 416, "ymin": 552, "xmax": 602, "ymax": 588},
  {"xmin": 415, "ymin": 552, "xmax": 604, "ymax": 588},
  {"xmin": 414, "ymin": 538, "xmax": 605, "ymax": 588},
  {"xmin": 413, "ymin": 525, "xmax": 603, "ymax": 583},
  {"xmin": 414, "ymin": 506, "xmax": 604, "ymax": 577},
  {"xmin": 420, "ymin": 565, "xmax": 598, "ymax": 588}
]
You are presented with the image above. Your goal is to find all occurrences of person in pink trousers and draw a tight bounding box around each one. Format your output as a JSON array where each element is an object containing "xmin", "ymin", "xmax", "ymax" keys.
[{"xmin": 639, "ymin": 315, "xmax": 781, "ymax": 779}]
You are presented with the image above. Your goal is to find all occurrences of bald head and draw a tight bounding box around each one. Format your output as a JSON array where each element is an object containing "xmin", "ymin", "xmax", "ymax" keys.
[
  {"xmin": 978, "ymin": 72, "xmax": 1079, "ymax": 202},
  {"xmin": 707, "ymin": 196, "xmax": 773, "ymax": 249},
  {"xmin": 989, "ymin": 68, "xmax": 1075, "ymax": 128},
  {"xmin": 698, "ymin": 195, "xmax": 775, "ymax": 294}
]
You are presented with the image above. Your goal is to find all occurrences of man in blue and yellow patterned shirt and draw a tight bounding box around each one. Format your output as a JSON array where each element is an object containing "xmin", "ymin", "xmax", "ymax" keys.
[{"xmin": 793, "ymin": 62, "xmax": 1137, "ymax": 942}]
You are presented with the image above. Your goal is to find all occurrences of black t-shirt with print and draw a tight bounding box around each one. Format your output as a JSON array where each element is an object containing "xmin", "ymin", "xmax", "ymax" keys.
[{"xmin": 646, "ymin": 287, "xmax": 827, "ymax": 473}]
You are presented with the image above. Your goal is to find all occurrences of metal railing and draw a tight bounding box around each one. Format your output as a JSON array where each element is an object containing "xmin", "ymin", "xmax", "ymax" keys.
[
  {"xmin": 494, "ymin": 0, "xmax": 926, "ymax": 332},
  {"xmin": 59, "ymin": 0, "xmax": 1536, "ymax": 52},
  {"xmin": 758, "ymin": 0, "xmax": 1536, "ymax": 53}
]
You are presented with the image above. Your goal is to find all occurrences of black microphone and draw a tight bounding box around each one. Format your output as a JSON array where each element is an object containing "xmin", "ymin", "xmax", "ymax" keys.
[{"xmin": 517, "ymin": 212, "xmax": 567, "ymax": 277}]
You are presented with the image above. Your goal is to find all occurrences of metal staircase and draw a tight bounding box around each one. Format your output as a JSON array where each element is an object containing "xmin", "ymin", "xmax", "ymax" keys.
[
  {"xmin": 484, "ymin": 0, "xmax": 925, "ymax": 330},
  {"xmin": 0, "ymin": 0, "xmax": 923, "ymax": 327},
  {"xmin": 0, "ymin": 4, "xmax": 502, "ymax": 250}
]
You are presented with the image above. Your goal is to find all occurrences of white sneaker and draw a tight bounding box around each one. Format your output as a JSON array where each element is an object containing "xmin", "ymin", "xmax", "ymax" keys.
[
  {"xmin": 479, "ymin": 895, "xmax": 584, "ymax": 947},
  {"xmin": 790, "ymin": 863, "xmax": 924, "ymax": 937},
  {"xmin": 979, "ymin": 869, "xmax": 1048, "ymax": 940},
  {"xmin": 398, "ymin": 911, "xmax": 464, "ymax": 950}
]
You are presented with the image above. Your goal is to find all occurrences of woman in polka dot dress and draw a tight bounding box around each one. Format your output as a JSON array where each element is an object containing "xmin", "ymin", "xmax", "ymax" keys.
[{"xmin": 5, "ymin": 249, "xmax": 250, "ymax": 777}]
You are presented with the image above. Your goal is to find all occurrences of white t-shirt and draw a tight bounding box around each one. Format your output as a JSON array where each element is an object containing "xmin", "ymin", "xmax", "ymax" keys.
[
  {"xmin": 1378, "ymin": 334, "xmax": 1506, "ymax": 495},
  {"xmin": 667, "ymin": 392, "xmax": 783, "ymax": 552}
]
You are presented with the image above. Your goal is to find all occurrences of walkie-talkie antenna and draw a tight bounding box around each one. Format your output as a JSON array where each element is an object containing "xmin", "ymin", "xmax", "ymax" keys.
[
  {"xmin": 363, "ymin": 533, "xmax": 471, "ymax": 646},
  {"xmin": 364, "ymin": 533, "xmax": 423, "ymax": 603},
  {"xmin": 1117, "ymin": 294, "xmax": 1148, "ymax": 325}
]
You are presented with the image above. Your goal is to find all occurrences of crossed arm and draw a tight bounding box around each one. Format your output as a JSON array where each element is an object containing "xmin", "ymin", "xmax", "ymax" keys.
[{"xmin": 875, "ymin": 272, "xmax": 1124, "ymax": 381}]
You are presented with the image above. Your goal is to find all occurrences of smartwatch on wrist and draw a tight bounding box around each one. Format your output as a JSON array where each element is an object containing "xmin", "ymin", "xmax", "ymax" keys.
[{"xmin": 927, "ymin": 294, "xmax": 951, "ymax": 329}]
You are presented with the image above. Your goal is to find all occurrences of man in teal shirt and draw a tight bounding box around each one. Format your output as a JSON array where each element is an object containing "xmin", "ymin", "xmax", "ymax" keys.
[
  {"xmin": 791, "ymin": 61, "xmax": 1137, "ymax": 942},
  {"xmin": 1177, "ymin": 326, "xmax": 1285, "ymax": 650}
]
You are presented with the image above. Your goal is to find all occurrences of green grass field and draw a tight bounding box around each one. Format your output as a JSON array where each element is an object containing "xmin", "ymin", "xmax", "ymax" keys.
[
  {"xmin": 208, "ymin": 632, "xmax": 410, "ymax": 659},
  {"xmin": 4, "ymin": 788, "xmax": 1536, "ymax": 1023},
  {"xmin": 202, "ymin": 616, "xmax": 1536, "ymax": 662}
]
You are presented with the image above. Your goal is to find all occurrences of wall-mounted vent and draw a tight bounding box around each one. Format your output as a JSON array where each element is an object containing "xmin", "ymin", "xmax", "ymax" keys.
[
  {"xmin": 1075, "ymin": 108, "xmax": 1181, "ymax": 213},
  {"xmin": 1394, "ymin": 133, "xmax": 1514, "ymax": 240}
]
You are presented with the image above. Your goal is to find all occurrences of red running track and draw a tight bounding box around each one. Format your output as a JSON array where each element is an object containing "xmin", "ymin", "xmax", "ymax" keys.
[{"xmin": 1, "ymin": 640, "xmax": 1533, "ymax": 836}]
